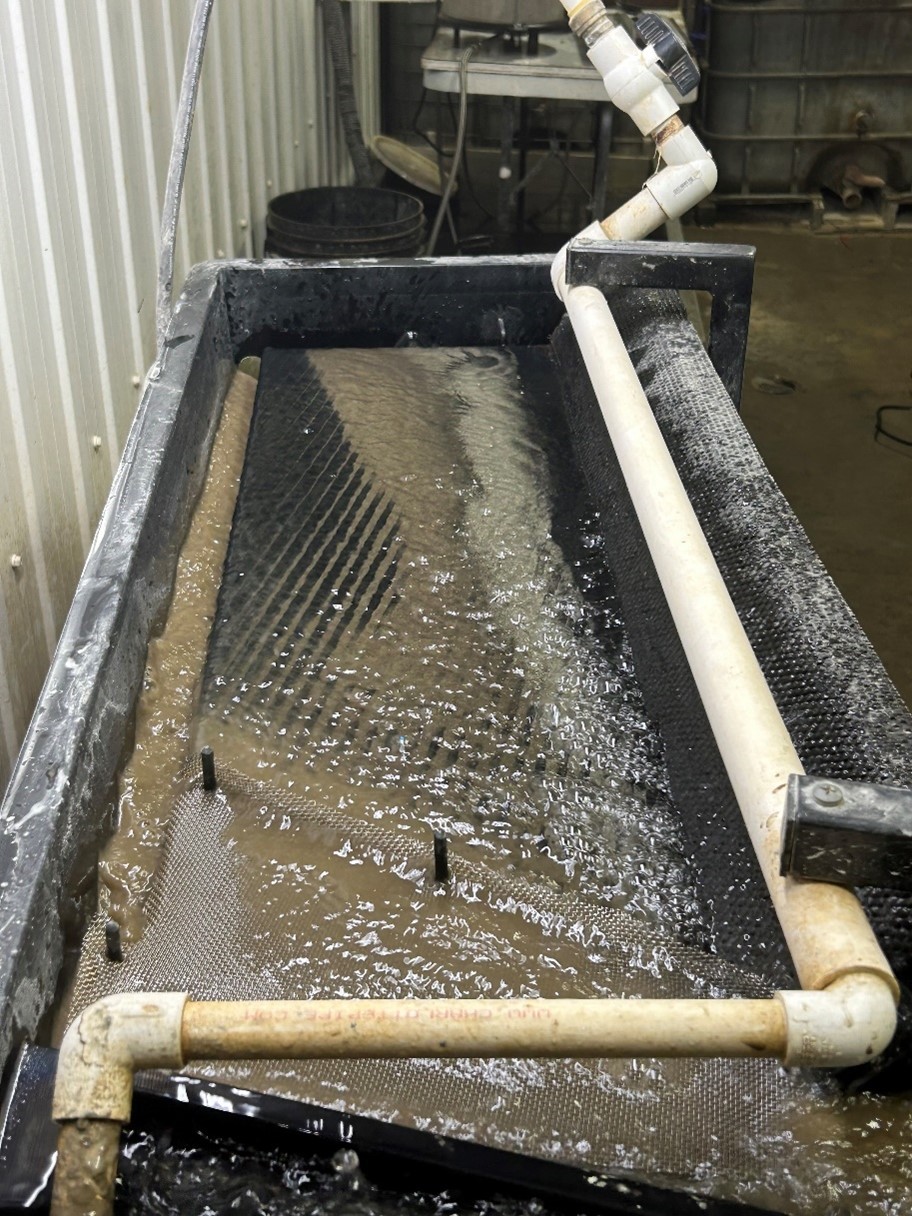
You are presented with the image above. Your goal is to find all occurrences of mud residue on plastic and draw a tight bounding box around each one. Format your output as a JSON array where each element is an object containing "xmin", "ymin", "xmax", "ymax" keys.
[
  {"xmin": 97, "ymin": 370, "xmax": 257, "ymax": 942},
  {"xmin": 54, "ymin": 1119, "xmax": 121, "ymax": 1216}
]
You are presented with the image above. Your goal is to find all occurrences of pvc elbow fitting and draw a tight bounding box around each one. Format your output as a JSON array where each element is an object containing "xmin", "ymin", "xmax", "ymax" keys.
[
  {"xmin": 700, "ymin": 155, "xmax": 719, "ymax": 196},
  {"xmin": 776, "ymin": 975, "xmax": 897, "ymax": 1068},
  {"xmin": 52, "ymin": 992, "xmax": 188, "ymax": 1122},
  {"xmin": 645, "ymin": 157, "xmax": 717, "ymax": 222},
  {"xmin": 655, "ymin": 122, "xmax": 707, "ymax": 167}
]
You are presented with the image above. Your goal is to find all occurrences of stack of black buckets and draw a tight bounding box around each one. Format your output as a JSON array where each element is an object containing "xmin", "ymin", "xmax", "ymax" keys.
[{"xmin": 265, "ymin": 186, "xmax": 426, "ymax": 259}]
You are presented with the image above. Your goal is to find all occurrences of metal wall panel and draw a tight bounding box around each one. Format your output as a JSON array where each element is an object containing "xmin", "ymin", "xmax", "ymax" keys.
[{"xmin": 0, "ymin": 0, "xmax": 380, "ymax": 793}]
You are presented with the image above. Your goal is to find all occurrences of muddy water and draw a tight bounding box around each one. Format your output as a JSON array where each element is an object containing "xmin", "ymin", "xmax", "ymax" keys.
[
  {"xmin": 81, "ymin": 351, "xmax": 912, "ymax": 1216},
  {"xmin": 119, "ymin": 1126, "xmax": 561, "ymax": 1216},
  {"xmin": 197, "ymin": 347, "xmax": 702, "ymax": 938},
  {"xmin": 98, "ymin": 370, "xmax": 257, "ymax": 940}
]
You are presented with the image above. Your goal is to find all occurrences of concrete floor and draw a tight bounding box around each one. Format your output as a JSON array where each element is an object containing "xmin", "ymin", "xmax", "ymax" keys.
[{"xmin": 689, "ymin": 224, "xmax": 912, "ymax": 709}]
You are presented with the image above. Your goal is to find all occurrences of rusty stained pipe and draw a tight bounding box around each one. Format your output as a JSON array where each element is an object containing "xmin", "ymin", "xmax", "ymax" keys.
[
  {"xmin": 51, "ymin": 993, "xmax": 792, "ymax": 1216},
  {"xmin": 51, "ymin": 978, "xmax": 900, "ymax": 1216},
  {"xmin": 839, "ymin": 163, "xmax": 887, "ymax": 210},
  {"xmin": 181, "ymin": 996, "xmax": 788, "ymax": 1060}
]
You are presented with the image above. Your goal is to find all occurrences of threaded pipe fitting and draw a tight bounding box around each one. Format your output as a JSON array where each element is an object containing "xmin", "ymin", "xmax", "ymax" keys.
[{"xmin": 568, "ymin": 0, "xmax": 615, "ymax": 47}]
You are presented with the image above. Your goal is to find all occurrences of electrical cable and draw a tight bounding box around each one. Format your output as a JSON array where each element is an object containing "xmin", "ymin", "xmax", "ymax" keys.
[
  {"xmin": 411, "ymin": 87, "xmax": 446, "ymax": 158},
  {"xmin": 443, "ymin": 91, "xmax": 497, "ymax": 223},
  {"xmin": 558, "ymin": 150, "xmax": 594, "ymax": 198},
  {"xmin": 508, "ymin": 130, "xmax": 553, "ymax": 197},
  {"xmin": 406, "ymin": 47, "xmax": 496, "ymax": 239},
  {"xmin": 425, "ymin": 41, "xmax": 483, "ymax": 255},
  {"xmin": 419, "ymin": 32, "xmax": 598, "ymax": 245},
  {"xmin": 874, "ymin": 404, "xmax": 912, "ymax": 449},
  {"xmin": 525, "ymin": 132, "xmax": 575, "ymax": 227}
]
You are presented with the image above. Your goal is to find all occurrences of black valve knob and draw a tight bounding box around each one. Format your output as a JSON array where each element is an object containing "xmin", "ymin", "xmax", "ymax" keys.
[{"xmin": 634, "ymin": 12, "xmax": 700, "ymax": 98}]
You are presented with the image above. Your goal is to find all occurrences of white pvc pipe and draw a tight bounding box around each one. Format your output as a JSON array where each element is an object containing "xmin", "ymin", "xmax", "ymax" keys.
[
  {"xmin": 50, "ymin": 979, "xmax": 896, "ymax": 1207},
  {"xmin": 551, "ymin": 0, "xmax": 718, "ymax": 259},
  {"xmin": 181, "ymin": 996, "xmax": 785, "ymax": 1060},
  {"xmin": 549, "ymin": 5, "xmax": 888, "ymax": 995},
  {"xmin": 561, "ymin": 283, "xmax": 895, "ymax": 997}
]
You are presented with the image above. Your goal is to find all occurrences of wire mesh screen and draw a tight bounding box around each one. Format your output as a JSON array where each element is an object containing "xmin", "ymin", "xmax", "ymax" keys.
[
  {"xmin": 553, "ymin": 292, "xmax": 912, "ymax": 1001},
  {"xmin": 70, "ymin": 338, "xmax": 912, "ymax": 1212},
  {"xmin": 74, "ymin": 763, "xmax": 793, "ymax": 1188}
]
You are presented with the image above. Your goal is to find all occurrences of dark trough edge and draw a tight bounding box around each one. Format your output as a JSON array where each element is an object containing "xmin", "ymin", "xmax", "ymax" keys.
[
  {"xmin": 0, "ymin": 1043, "xmax": 780, "ymax": 1216},
  {"xmin": 0, "ymin": 263, "xmax": 233, "ymax": 1073},
  {"xmin": 0, "ymin": 256, "xmax": 562, "ymax": 1077},
  {"xmin": 218, "ymin": 254, "xmax": 561, "ymax": 354}
]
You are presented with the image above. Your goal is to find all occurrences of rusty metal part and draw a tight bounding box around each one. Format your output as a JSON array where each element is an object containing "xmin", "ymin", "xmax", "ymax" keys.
[
  {"xmin": 839, "ymin": 180, "xmax": 865, "ymax": 210},
  {"xmin": 567, "ymin": 0, "xmax": 613, "ymax": 47},
  {"xmin": 836, "ymin": 164, "xmax": 885, "ymax": 211},
  {"xmin": 837, "ymin": 164, "xmax": 887, "ymax": 210},
  {"xmin": 844, "ymin": 163, "xmax": 887, "ymax": 189},
  {"xmin": 811, "ymin": 146, "xmax": 892, "ymax": 211},
  {"xmin": 654, "ymin": 115, "xmax": 685, "ymax": 146}
]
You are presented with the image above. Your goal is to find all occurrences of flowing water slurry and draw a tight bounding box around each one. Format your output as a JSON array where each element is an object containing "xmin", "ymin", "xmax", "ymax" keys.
[
  {"xmin": 196, "ymin": 346, "xmax": 702, "ymax": 935},
  {"xmin": 70, "ymin": 352, "xmax": 912, "ymax": 1216}
]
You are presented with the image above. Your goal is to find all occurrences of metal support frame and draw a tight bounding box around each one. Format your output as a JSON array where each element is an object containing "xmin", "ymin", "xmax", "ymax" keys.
[
  {"xmin": 564, "ymin": 237, "xmax": 755, "ymax": 407},
  {"xmin": 782, "ymin": 774, "xmax": 912, "ymax": 890}
]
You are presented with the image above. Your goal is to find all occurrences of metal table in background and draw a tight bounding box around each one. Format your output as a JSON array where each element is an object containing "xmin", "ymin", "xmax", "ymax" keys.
[{"xmin": 421, "ymin": 28, "xmax": 614, "ymax": 242}]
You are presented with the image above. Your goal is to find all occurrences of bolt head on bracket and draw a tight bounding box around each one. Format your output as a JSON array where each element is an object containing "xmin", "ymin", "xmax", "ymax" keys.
[{"xmin": 781, "ymin": 773, "xmax": 912, "ymax": 889}]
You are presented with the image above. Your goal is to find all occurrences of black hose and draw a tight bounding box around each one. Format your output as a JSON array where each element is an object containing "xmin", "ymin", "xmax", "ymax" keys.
[
  {"xmin": 319, "ymin": 0, "xmax": 374, "ymax": 188},
  {"xmin": 425, "ymin": 43, "xmax": 479, "ymax": 256}
]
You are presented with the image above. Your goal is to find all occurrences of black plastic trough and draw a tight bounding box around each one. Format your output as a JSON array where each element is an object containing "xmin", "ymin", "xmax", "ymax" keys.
[
  {"xmin": 2, "ymin": 253, "xmax": 912, "ymax": 1213},
  {"xmin": 0, "ymin": 255, "xmax": 563, "ymax": 1076}
]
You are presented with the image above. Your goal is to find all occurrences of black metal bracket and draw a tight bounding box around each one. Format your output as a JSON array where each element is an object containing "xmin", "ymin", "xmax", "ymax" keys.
[
  {"xmin": 564, "ymin": 238, "xmax": 756, "ymax": 408},
  {"xmin": 781, "ymin": 773, "xmax": 912, "ymax": 889}
]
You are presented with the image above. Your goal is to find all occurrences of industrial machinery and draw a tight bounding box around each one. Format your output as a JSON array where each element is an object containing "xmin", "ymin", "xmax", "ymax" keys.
[
  {"xmin": 1, "ymin": 1, "xmax": 911, "ymax": 1214},
  {"xmin": 696, "ymin": 0, "xmax": 912, "ymax": 225}
]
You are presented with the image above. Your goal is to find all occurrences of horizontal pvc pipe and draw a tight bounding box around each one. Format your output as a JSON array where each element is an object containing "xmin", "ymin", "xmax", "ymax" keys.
[
  {"xmin": 182, "ymin": 997, "xmax": 787, "ymax": 1061},
  {"xmin": 49, "ymin": 978, "xmax": 895, "ymax": 1216},
  {"xmin": 45, "ymin": 991, "xmax": 787, "ymax": 1216},
  {"xmin": 561, "ymin": 283, "xmax": 896, "ymax": 998}
]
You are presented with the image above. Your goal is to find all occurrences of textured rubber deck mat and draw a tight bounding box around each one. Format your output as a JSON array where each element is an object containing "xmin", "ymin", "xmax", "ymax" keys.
[{"xmin": 554, "ymin": 291, "xmax": 912, "ymax": 1053}]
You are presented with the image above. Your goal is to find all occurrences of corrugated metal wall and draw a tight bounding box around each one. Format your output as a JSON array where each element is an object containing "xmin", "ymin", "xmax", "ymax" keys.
[{"xmin": 0, "ymin": 0, "xmax": 379, "ymax": 794}]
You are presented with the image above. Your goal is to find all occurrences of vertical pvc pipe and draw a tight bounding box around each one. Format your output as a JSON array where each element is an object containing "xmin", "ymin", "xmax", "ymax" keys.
[{"xmin": 156, "ymin": 0, "xmax": 214, "ymax": 346}]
